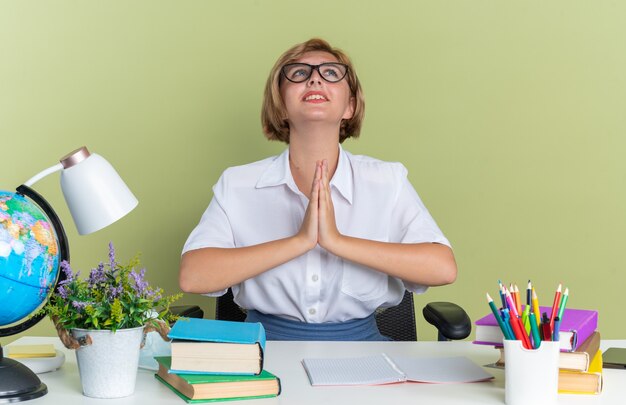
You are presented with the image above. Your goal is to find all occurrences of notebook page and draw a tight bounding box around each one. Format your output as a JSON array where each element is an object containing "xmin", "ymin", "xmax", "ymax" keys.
[
  {"xmin": 302, "ymin": 354, "xmax": 406, "ymax": 386},
  {"xmin": 389, "ymin": 356, "xmax": 494, "ymax": 383}
]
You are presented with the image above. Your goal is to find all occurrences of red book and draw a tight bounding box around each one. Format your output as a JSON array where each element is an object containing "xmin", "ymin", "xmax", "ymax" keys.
[{"xmin": 474, "ymin": 307, "xmax": 598, "ymax": 351}]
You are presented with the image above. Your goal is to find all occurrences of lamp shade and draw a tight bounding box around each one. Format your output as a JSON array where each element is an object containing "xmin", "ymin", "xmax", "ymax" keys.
[{"xmin": 60, "ymin": 149, "xmax": 138, "ymax": 235}]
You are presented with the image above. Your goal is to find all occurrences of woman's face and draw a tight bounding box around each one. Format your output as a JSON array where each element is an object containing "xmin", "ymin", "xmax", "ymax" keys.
[{"xmin": 280, "ymin": 51, "xmax": 354, "ymax": 131}]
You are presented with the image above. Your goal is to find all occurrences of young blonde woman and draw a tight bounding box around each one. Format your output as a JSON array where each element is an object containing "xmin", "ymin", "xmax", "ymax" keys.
[{"xmin": 179, "ymin": 38, "xmax": 457, "ymax": 340}]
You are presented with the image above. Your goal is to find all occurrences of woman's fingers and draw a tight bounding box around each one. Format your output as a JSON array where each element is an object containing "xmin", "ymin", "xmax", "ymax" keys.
[
  {"xmin": 325, "ymin": 161, "xmax": 331, "ymax": 202},
  {"xmin": 317, "ymin": 159, "xmax": 340, "ymax": 248},
  {"xmin": 296, "ymin": 163, "xmax": 321, "ymax": 250},
  {"xmin": 319, "ymin": 160, "xmax": 329, "ymax": 205}
]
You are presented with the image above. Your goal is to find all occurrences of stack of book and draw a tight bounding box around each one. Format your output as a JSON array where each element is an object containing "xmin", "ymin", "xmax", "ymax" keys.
[
  {"xmin": 475, "ymin": 307, "xmax": 603, "ymax": 395},
  {"xmin": 155, "ymin": 318, "xmax": 281, "ymax": 403},
  {"xmin": 558, "ymin": 332, "xmax": 603, "ymax": 395}
]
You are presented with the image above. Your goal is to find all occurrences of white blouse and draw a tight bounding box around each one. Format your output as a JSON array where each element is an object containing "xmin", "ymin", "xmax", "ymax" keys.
[{"xmin": 183, "ymin": 145, "xmax": 450, "ymax": 323}]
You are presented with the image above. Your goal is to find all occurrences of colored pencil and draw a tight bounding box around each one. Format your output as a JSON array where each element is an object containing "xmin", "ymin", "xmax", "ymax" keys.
[
  {"xmin": 531, "ymin": 287, "xmax": 541, "ymax": 327},
  {"xmin": 498, "ymin": 280, "xmax": 507, "ymax": 309},
  {"xmin": 486, "ymin": 293, "xmax": 513, "ymax": 340},
  {"xmin": 529, "ymin": 312, "xmax": 541, "ymax": 349},
  {"xmin": 557, "ymin": 287, "xmax": 569, "ymax": 321},
  {"xmin": 549, "ymin": 283, "xmax": 562, "ymax": 331}
]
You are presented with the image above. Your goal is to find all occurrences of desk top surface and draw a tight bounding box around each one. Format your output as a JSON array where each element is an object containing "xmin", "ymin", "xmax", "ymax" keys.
[{"xmin": 7, "ymin": 337, "xmax": 626, "ymax": 405}]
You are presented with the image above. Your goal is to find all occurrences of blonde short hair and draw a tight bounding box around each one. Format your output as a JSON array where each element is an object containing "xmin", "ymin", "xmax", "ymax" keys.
[{"xmin": 261, "ymin": 38, "xmax": 365, "ymax": 144}]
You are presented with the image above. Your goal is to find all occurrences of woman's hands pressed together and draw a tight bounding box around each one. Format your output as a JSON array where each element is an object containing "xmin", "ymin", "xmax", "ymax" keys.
[
  {"xmin": 318, "ymin": 160, "xmax": 342, "ymax": 249},
  {"xmin": 296, "ymin": 160, "xmax": 457, "ymax": 287},
  {"xmin": 297, "ymin": 160, "xmax": 342, "ymax": 252}
]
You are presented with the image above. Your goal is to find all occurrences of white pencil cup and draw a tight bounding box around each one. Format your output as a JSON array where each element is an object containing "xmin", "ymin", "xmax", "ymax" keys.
[{"xmin": 503, "ymin": 340, "xmax": 560, "ymax": 405}]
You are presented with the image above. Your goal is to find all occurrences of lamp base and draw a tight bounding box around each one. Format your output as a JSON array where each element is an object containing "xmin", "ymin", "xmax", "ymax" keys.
[{"xmin": 0, "ymin": 355, "xmax": 47, "ymax": 403}]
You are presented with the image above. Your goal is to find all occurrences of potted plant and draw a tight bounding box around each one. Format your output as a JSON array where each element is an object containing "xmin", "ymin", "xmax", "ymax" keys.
[{"xmin": 44, "ymin": 242, "xmax": 181, "ymax": 398}]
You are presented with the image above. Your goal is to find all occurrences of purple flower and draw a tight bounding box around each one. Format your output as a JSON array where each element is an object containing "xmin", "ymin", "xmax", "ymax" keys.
[
  {"xmin": 145, "ymin": 287, "xmax": 162, "ymax": 301},
  {"xmin": 88, "ymin": 262, "xmax": 106, "ymax": 287},
  {"xmin": 59, "ymin": 260, "xmax": 79, "ymax": 284},
  {"xmin": 72, "ymin": 301, "xmax": 89, "ymax": 311},
  {"xmin": 57, "ymin": 261, "xmax": 79, "ymax": 299},
  {"xmin": 57, "ymin": 284, "xmax": 69, "ymax": 299},
  {"xmin": 108, "ymin": 284, "xmax": 124, "ymax": 299},
  {"xmin": 129, "ymin": 268, "xmax": 148, "ymax": 295},
  {"xmin": 108, "ymin": 241, "xmax": 117, "ymax": 270}
]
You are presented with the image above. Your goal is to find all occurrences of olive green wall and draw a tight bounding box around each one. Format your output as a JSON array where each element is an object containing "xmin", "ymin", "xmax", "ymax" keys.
[{"xmin": 2, "ymin": 1, "xmax": 625, "ymax": 345}]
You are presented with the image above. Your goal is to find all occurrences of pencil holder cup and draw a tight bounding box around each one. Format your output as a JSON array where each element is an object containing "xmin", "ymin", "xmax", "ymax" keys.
[{"xmin": 503, "ymin": 340, "xmax": 560, "ymax": 405}]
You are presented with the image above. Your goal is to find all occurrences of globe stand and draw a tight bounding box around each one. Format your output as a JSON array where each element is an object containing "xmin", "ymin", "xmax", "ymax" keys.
[
  {"xmin": 0, "ymin": 185, "xmax": 69, "ymax": 403},
  {"xmin": 0, "ymin": 346, "xmax": 47, "ymax": 403}
]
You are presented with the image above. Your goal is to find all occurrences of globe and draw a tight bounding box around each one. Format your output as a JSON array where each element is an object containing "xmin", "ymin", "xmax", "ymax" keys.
[
  {"xmin": 1, "ymin": 187, "xmax": 68, "ymax": 402},
  {"xmin": 0, "ymin": 190, "xmax": 61, "ymax": 335}
]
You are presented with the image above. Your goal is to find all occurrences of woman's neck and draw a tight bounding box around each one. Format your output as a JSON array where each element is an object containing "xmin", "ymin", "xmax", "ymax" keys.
[{"xmin": 288, "ymin": 127, "xmax": 340, "ymax": 198}]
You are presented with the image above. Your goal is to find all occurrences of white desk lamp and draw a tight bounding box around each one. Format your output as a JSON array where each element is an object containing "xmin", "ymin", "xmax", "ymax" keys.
[
  {"xmin": 23, "ymin": 146, "xmax": 138, "ymax": 235},
  {"xmin": 0, "ymin": 146, "xmax": 138, "ymax": 402}
]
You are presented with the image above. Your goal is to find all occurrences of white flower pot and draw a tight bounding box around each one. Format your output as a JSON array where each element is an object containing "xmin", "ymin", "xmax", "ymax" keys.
[{"xmin": 71, "ymin": 326, "xmax": 144, "ymax": 398}]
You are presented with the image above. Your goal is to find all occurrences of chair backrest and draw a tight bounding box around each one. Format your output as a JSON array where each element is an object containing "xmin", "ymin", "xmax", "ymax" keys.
[
  {"xmin": 375, "ymin": 290, "xmax": 417, "ymax": 341},
  {"xmin": 216, "ymin": 289, "xmax": 417, "ymax": 341},
  {"xmin": 215, "ymin": 289, "xmax": 246, "ymax": 322}
]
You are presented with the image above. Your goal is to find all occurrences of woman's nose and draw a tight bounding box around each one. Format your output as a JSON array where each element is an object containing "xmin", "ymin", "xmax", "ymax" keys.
[{"xmin": 308, "ymin": 68, "xmax": 323, "ymax": 85}]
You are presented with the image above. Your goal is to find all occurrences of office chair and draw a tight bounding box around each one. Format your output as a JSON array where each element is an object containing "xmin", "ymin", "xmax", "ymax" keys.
[{"xmin": 171, "ymin": 289, "xmax": 471, "ymax": 342}]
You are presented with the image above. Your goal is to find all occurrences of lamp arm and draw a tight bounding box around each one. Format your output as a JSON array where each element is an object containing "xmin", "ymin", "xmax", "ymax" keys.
[{"xmin": 23, "ymin": 163, "xmax": 63, "ymax": 187}]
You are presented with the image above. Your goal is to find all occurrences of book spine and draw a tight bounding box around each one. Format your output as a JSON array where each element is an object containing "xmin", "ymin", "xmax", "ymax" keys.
[
  {"xmin": 256, "ymin": 323, "xmax": 267, "ymax": 351},
  {"xmin": 258, "ymin": 343, "xmax": 264, "ymax": 375},
  {"xmin": 569, "ymin": 312, "xmax": 598, "ymax": 351},
  {"xmin": 473, "ymin": 339, "xmax": 503, "ymax": 346},
  {"xmin": 275, "ymin": 376, "xmax": 282, "ymax": 396}
]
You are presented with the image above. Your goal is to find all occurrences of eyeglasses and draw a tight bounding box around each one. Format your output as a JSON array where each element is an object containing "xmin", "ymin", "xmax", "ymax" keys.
[{"xmin": 281, "ymin": 62, "xmax": 349, "ymax": 83}]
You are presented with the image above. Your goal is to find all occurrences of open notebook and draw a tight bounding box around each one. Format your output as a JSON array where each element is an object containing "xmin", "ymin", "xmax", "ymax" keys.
[{"xmin": 302, "ymin": 354, "xmax": 493, "ymax": 386}]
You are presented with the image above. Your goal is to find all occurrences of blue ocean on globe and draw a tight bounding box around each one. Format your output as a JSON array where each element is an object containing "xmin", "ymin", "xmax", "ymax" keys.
[{"xmin": 0, "ymin": 190, "xmax": 59, "ymax": 328}]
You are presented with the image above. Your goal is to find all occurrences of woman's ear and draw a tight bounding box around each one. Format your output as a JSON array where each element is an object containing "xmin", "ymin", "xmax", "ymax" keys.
[{"xmin": 342, "ymin": 96, "xmax": 356, "ymax": 120}]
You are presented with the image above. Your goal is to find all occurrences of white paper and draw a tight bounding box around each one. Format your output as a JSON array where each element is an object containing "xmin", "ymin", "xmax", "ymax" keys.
[
  {"xmin": 302, "ymin": 354, "xmax": 405, "ymax": 385},
  {"xmin": 302, "ymin": 354, "xmax": 493, "ymax": 386},
  {"xmin": 390, "ymin": 356, "xmax": 494, "ymax": 383}
]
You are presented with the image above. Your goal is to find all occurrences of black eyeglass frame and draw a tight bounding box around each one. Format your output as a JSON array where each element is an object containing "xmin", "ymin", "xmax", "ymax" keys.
[{"xmin": 281, "ymin": 62, "xmax": 349, "ymax": 84}]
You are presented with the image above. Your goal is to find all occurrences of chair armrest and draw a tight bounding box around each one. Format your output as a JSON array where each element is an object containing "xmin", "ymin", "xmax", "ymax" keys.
[{"xmin": 422, "ymin": 302, "xmax": 471, "ymax": 341}]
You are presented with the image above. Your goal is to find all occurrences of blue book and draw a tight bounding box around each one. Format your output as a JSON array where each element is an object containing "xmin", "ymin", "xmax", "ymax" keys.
[{"xmin": 168, "ymin": 318, "xmax": 266, "ymax": 375}]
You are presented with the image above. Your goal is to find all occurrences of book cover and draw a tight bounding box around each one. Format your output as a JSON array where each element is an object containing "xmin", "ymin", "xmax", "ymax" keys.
[
  {"xmin": 168, "ymin": 318, "xmax": 266, "ymax": 347},
  {"xmin": 155, "ymin": 375, "xmax": 279, "ymax": 403},
  {"xmin": 155, "ymin": 357, "xmax": 281, "ymax": 402},
  {"xmin": 5, "ymin": 344, "xmax": 56, "ymax": 358},
  {"xmin": 603, "ymin": 347, "xmax": 626, "ymax": 369},
  {"xmin": 474, "ymin": 307, "xmax": 597, "ymax": 351},
  {"xmin": 558, "ymin": 350, "xmax": 603, "ymax": 394},
  {"xmin": 168, "ymin": 318, "xmax": 266, "ymax": 375}
]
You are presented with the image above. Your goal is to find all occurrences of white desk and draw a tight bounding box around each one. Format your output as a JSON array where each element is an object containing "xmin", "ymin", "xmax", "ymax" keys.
[{"xmin": 8, "ymin": 337, "xmax": 626, "ymax": 404}]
